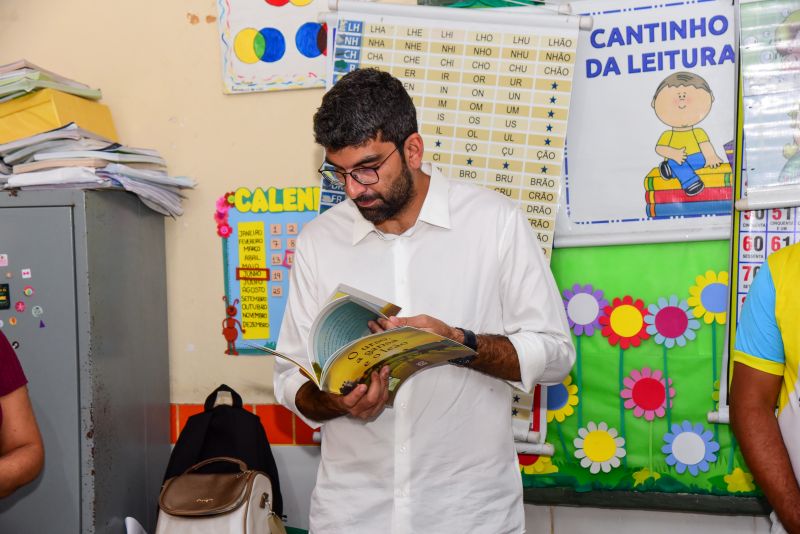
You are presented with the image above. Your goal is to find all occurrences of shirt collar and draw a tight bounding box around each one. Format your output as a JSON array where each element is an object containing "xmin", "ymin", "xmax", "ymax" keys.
[{"xmin": 351, "ymin": 162, "xmax": 451, "ymax": 245}]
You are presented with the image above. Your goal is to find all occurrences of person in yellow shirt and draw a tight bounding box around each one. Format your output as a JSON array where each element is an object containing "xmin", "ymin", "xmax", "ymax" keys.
[
  {"xmin": 652, "ymin": 71, "xmax": 724, "ymax": 196},
  {"xmin": 731, "ymin": 242, "xmax": 800, "ymax": 533}
]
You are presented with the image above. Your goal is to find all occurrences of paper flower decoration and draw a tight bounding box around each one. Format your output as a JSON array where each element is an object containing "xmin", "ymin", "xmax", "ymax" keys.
[
  {"xmin": 620, "ymin": 368, "xmax": 675, "ymax": 421},
  {"xmin": 215, "ymin": 192, "xmax": 235, "ymax": 239},
  {"xmin": 563, "ymin": 284, "xmax": 608, "ymax": 336},
  {"xmin": 662, "ymin": 421, "xmax": 720, "ymax": 476},
  {"xmin": 599, "ymin": 296, "xmax": 650, "ymax": 349},
  {"xmin": 574, "ymin": 421, "xmax": 626, "ymax": 474},
  {"xmin": 546, "ymin": 375, "xmax": 579, "ymax": 423},
  {"xmin": 519, "ymin": 455, "xmax": 559, "ymax": 475},
  {"xmin": 216, "ymin": 223, "xmax": 233, "ymax": 238},
  {"xmin": 644, "ymin": 296, "xmax": 700, "ymax": 348},
  {"xmin": 688, "ymin": 271, "xmax": 729, "ymax": 324},
  {"xmin": 724, "ymin": 467, "xmax": 756, "ymax": 492}
]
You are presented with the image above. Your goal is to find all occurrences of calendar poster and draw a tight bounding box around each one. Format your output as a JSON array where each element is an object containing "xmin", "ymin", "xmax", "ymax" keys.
[{"xmin": 216, "ymin": 187, "xmax": 319, "ymax": 354}]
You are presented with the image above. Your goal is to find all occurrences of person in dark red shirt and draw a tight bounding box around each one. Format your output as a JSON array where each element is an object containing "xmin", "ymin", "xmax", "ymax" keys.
[{"xmin": 0, "ymin": 331, "xmax": 43, "ymax": 497}]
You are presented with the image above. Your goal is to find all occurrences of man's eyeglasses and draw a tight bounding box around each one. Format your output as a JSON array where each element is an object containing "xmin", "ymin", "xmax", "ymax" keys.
[{"xmin": 318, "ymin": 145, "xmax": 400, "ymax": 187}]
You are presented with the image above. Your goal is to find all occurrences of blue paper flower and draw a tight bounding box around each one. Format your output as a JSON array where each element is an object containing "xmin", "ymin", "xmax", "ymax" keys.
[{"xmin": 662, "ymin": 421, "xmax": 720, "ymax": 476}]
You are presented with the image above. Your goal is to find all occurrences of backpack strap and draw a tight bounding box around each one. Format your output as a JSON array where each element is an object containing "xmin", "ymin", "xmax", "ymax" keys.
[{"xmin": 204, "ymin": 384, "xmax": 243, "ymax": 411}]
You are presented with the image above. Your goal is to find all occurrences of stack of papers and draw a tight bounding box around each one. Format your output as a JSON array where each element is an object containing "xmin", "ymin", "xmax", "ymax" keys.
[
  {"xmin": 0, "ymin": 59, "xmax": 102, "ymax": 102},
  {"xmin": 1, "ymin": 123, "xmax": 196, "ymax": 217}
]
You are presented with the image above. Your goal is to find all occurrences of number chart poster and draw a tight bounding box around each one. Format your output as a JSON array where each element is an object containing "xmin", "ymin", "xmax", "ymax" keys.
[
  {"xmin": 216, "ymin": 0, "xmax": 328, "ymax": 93},
  {"xmin": 556, "ymin": 0, "xmax": 736, "ymax": 247},
  {"xmin": 216, "ymin": 187, "xmax": 319, "ymax": 355},
  {"xmin": 327, "ymin": 6, "xmax": 580, "ymax": 258}
]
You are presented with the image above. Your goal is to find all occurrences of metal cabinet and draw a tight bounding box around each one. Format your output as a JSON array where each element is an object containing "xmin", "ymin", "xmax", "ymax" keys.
[{"xmin": 0, "ymin": 190, "xmax": 170, "ymax": 533}]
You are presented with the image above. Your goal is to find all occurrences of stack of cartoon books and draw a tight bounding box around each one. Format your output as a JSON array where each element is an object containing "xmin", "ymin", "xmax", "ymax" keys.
[{"xmin": 643, "ymin": 163, "xmax": 734, "ymax": 218}]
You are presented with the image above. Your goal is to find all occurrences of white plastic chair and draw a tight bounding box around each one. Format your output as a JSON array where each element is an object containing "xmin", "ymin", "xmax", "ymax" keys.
[{"xmin": 124, "ymin": 516, "xmax": 148, "ymax": 534}]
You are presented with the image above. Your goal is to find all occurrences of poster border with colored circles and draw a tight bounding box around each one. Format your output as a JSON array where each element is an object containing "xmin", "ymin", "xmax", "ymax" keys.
[{"xmin": 217, "ymin": 0, "xmax": 328, "ymax": 93}]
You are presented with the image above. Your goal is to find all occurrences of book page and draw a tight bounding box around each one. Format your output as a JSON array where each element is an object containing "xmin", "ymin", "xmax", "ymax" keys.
[{"xmin": 312, "ymin": 299, "xmax": 381, "ymax": 370}]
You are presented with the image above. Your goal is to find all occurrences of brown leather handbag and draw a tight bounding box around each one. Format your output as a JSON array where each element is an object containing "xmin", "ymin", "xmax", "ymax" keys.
[{"xmin": 156, "ymin": 457, "xmax": 285, "ymax": 533}]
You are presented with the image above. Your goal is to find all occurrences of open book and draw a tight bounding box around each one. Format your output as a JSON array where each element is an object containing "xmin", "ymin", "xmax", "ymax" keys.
[{"xmin": 250, "ymin": 284, "xmax": 476, "ymax": 406}]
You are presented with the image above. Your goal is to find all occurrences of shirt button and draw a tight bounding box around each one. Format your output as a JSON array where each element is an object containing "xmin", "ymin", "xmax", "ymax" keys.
[
  {"xmin": 400, "ymin": 402, "xmax": 407, "ymax": 409},
  {"xmin": 400, "ymin": 445, "xmax": 407, "ymax": 453}
]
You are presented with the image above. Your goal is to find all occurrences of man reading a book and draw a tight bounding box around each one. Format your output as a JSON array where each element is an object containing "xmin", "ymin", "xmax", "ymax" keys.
[{"xmin": 274, "ymin": 68, "xmax": 575, "ymax": 533}]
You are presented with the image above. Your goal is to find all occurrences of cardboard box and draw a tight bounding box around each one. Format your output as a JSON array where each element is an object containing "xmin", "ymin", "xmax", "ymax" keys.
[{"xmin": 0, "ymin": 89, "xmax": 118, "ymax": 144}]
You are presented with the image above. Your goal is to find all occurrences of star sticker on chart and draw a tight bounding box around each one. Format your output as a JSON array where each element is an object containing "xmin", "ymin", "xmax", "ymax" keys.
[
  {"xmin": 503, "ymin": 161, "xmax": 510, "ymax": 169},
  {"xmin": 466, "ymin": 158, "xmax": 473, "ymax": 165},
  {"xmin": 551, "ymin": 82, "xmax": 559, "ymax": 90},
  {"xmin": 550, "ymin": 96, "xmax": 557, "ymax": 104},
  {"xmin": 511, "ymin": 408, "xmax": 519, "ymax": 416},
  {"xmin": 541, "ymin": 166, "xmax": 549, "ymax": 173},
  {"xmin": 547, "ymin": 110, "xmax": 555, "ymax": 118},
  {"xmin": 435, "ymin": 140, "xmax": 441, "ymax": 147},
  {"xmin": 544, "ymin": 138, "xmax": 551, "ymax": 146},
  {"xmin": 546, "ymin": 124, "xmax": 553, "ymax": 132},
  {"xmin": 513, "ymin": 394, "xmax": 521, "ymax": 403}
]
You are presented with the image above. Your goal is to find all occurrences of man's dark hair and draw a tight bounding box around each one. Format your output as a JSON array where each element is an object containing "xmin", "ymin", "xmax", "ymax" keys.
[{"xmin": 313, "ymin": 68, "xmax": 418, "ymax": 151}]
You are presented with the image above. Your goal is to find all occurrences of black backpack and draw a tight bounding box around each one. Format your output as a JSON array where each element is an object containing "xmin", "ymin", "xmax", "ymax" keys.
[{"xmin": 162, "ymin": 384, "xmax": 283, "ymax": 517}]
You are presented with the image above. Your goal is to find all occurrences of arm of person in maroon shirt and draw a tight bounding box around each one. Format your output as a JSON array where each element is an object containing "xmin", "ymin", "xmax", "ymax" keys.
[
  {"xmin": 0, "ymin": 385, "xmax": 44, "ymax": 497},
  {"xmin": 730, "ymin": 362, "xmax": 800, "ymax": 532}
]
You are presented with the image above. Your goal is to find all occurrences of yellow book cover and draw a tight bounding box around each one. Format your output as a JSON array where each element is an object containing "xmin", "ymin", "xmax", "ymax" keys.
[
  {"xmin": 643, "ymin": 163, "xmax": 732, "ymax": 191},
  {"xmin": 249, "ymin": 284, "xmax": 475, "ymax": 406}
]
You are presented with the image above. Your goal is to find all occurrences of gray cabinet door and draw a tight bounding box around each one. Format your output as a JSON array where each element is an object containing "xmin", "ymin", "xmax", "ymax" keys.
[{"xmin": 0, "ymin": 206, "xmax": 81, "ymax": 532}]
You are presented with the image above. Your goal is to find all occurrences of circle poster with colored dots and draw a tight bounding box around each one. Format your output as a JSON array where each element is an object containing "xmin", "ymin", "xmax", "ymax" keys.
[
  {"xmin": 216, "ymin": 186, "xmax": 320, "ymax": 355},
  {"xmin": 216, "ymin": 0, "xmax": 328, "ymax": 92}
]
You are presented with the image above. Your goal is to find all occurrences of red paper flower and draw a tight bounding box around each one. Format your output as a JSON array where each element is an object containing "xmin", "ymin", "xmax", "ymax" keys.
[{"xmin": 599, "ymin": 296, "xmax": 649, "ymax": 349}]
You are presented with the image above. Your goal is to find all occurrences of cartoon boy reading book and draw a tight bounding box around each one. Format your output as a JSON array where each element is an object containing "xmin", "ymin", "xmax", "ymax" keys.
[{"xmin": 652, "ymin": 71, "xmax": 724, "ymax": 196}]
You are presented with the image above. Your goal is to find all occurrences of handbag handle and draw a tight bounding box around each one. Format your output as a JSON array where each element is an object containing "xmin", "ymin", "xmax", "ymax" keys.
[
  {"xmin": 183, "ymin": 456, "xmax": 248, "ymax": 475},
  {"xmin": 204, "ymin": 384, "xmax": 243, "ymax": 411}
]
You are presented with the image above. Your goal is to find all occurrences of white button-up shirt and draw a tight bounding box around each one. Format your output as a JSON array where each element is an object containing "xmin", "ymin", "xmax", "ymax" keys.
[{"xmin": 275, "ymin": 164, "xmax": 574, "ymax": 534}]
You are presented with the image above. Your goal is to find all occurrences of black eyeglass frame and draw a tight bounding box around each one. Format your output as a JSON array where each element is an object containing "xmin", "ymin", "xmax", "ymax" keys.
[{"xmin": 318, "ymin": 143, "xmax": 403, "ymax": 187}]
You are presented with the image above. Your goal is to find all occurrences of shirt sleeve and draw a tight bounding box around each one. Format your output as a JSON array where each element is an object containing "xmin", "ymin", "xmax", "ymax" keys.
[
  {"xmin": 693, "ymin": 128, "xmax": 710, "ymax": 144},
  {"xmin": 657, "ymin": 131, "xmax": 672, "ymax": 147},
  {"xmin": 274, "ymin": 232, "xmax": 324, "ymax": 429},
  {"xmin": 498, "ymin": 208, "xmax": 575, "ymax": 392},
  {"xmin": 734, "ymin": 262, "xmax": 785, "ymax": 376},
  {"xmin": 0, "ymin": 331, "xmax": 27, "ymax": 397}
]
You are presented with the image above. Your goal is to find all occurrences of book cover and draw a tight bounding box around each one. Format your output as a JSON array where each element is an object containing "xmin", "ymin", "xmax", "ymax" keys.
[
  {"xmin": 644, "ymin": 186, "xmax": 733, "ymax": 205},
  {"xmin": 250, "ymin": 284, "xmax": 475, "ymax": 405},
  {"xmin": 646, "ymin": 199, "xmax": 733, "ymax": 218}
]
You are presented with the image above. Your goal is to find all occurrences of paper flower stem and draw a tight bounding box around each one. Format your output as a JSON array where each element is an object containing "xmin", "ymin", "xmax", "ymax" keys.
[
  {"xmin": 618, "ymin": 347, "xmax": 627, "ymax": 467},
  {"xmin": 662, "ymin": 344, "xmax": 672, "ymax": 431},
  {"xmin": 576, "ymin": 335, "xmax": 583, "ymax": 428},
  {"xmin": 649, "ymin": 420, "xmax": 654, "ymax": 474},
  {"xmin": 728, "ymin": 434, "xmax": 738, "ymax": 474},
  {"xmin": 712, "ymin": 322, "xmax": 719, "ymax": 442},
  {"xmin": 557, "ymin": 422, "xmax": 569, "ymax": 457}
]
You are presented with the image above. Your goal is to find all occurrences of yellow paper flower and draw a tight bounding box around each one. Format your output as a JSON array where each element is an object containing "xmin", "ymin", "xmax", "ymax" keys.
[
  {"xmin": 574, "ymin": 422, "xmax": 626, "ymax": 474},
  {"xmin": 546, "ymin": 375, "xmax": 580, "ymax": 423},
  {"xmin": 633, "ymin": 467, "xmax": 662, "ymax": 487},
  {"xmin": 521, "ymin": 455, "xmax": 559, "ymax": 475},
  {"xmin": 724, "ymin": 467, "xmax": 756, "ymax": 492},
  {"xmin": 688, "ymin": 271, "xmax": 729, "ymax": 324}
]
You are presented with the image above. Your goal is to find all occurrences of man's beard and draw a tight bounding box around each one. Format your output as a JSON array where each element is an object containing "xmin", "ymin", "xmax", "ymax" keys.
[{"xmin": 354, "ymin": 162, "xmax": 415, "ymax": 224}]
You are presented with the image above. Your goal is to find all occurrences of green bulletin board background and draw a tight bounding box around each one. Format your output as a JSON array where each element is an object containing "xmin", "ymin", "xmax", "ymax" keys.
[{"xmin": 520, "ymin": 240, "xmax": 765, "ymax": 512}]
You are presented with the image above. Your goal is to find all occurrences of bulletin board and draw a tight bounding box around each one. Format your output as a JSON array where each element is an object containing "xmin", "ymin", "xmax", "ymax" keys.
[
  {"xmin": 216, "ymin": 187, "xmax": 319, "ymax": 355},
  {"xmin": 521, "ymin": 240, "xmax": 765, "ymax": 513}
]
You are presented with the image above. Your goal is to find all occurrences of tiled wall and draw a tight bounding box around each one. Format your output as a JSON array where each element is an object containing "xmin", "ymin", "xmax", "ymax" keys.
[{"xmin": 169, "ymin": 403, "xmax": 319, "ymax": 446}]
